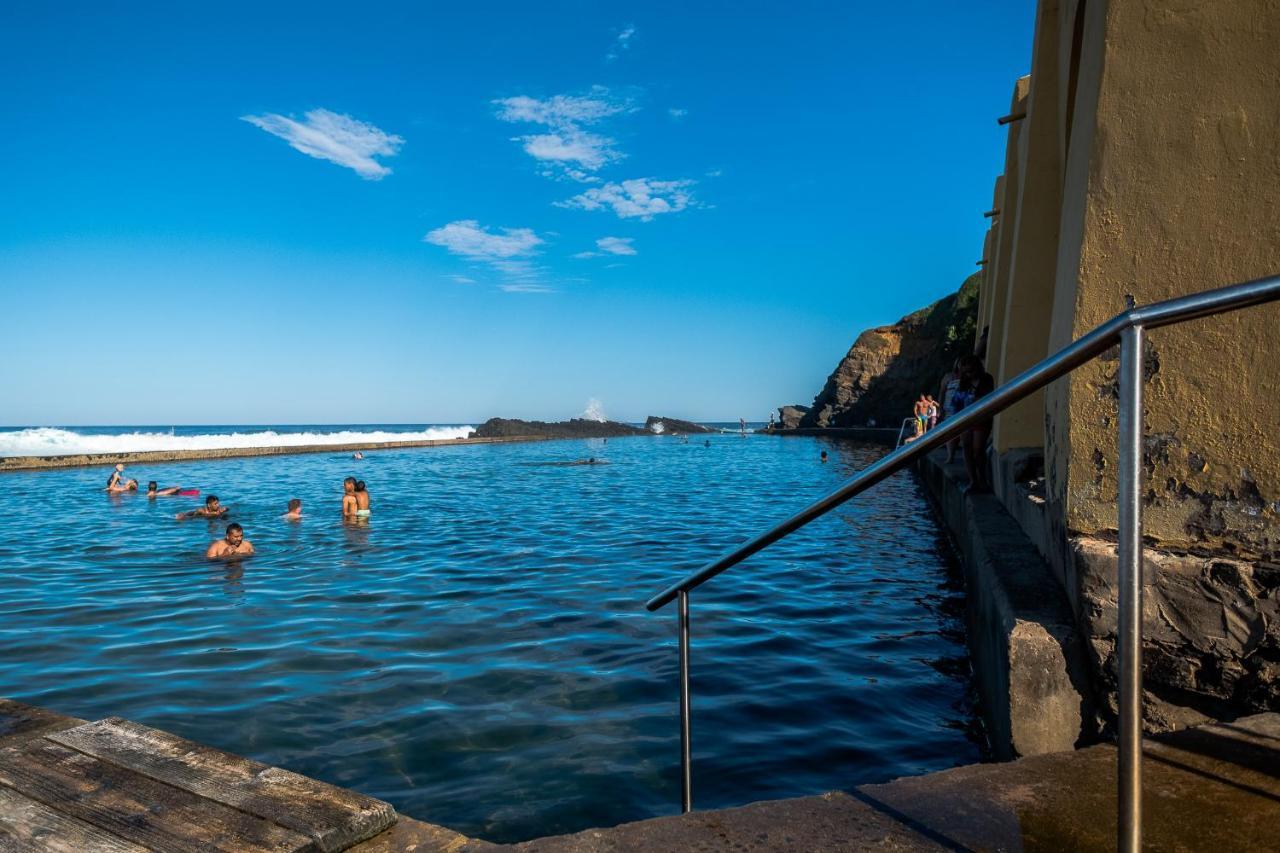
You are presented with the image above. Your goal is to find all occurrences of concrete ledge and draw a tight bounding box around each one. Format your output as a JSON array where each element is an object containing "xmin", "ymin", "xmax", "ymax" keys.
[
  {"xmin": 918, "ymin": 450, "xmax": 1095, "ymax": 758},
  {"xmin": 0, "ymin": 436, "xmax": 554, "ymax": 473}
]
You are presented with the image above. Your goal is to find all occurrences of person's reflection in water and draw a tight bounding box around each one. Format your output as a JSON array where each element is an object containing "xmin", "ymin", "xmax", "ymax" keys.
[
  {"xmin": 213, "ymin": 559, "xmax": 246, "ymax": 602},
  {"xmin": 342, "ymin": 516, "xmax": 372, "ymax": 567}
]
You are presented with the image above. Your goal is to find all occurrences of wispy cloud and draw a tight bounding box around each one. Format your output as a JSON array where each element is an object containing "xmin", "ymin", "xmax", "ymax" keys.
[
  {"xmin": 241, "ymin": 109, "xmax": 403, "ymax": 179},
  {"xmin": 574, "ymin": 235, "xmax": 638, "ymax": 259},
  {"xmin": 668, "ymin": 108, "xmax": 688, "ymax": 119},
  {"xmin": 597, "ymin": 236, "xmax": 637, "ymax": 255},
  {"xmin": 450, "ymin": 275, "xmax": 476, "ymax": 285},
  {"xmin": 559, "ymin": 178, "xmax": 696, "ymax": 221},
  {"xmin": 425, "ymin": 220, "xmax": 546, "ymax": 284},
  {"xmin": 499, "ymin": 282, "xmax": 556, "ymax": 293},
  {"xmin": 493, "ymin": 87, "xmax": 633, "ymax": 179},
  {"xmin": 606, "ymin": 25, "xmax": 636, "ymax": 62}
]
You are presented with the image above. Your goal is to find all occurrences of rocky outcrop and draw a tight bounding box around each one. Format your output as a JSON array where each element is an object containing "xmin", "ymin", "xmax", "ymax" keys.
[
  {"xmin": 470, "ymin": 418, "xmax": 648, "ymax": 440},
  {"xmin": 776, "ymin": 406, "xmax": 809, "ymax": 430},
  {"xmin": 644, "ymin": 416, "xmax": 715, "ymax": 435},
  {"xmin": 797, "ymin": 272, "xmax": 981, "ymax": 429}
]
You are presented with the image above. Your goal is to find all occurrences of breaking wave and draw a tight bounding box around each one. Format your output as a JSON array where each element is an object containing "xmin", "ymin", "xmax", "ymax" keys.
[{"xmin": 0, "ymin": 426, "xmax": 476, "ymax": 457}]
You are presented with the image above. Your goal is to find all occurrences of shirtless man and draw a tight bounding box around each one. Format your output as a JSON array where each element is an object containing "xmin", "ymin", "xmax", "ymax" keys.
[
  {"xmin": 283, "ymin": 498, "xmax": 303, "ymax": 520},
  {"xmin": 107, "ymin": 479, "xmax": 139, "ymax": 494},
  {"xmin": 147, "ymin": 481, "xmax": 182, "ymax": 498},
  {"xmin": 206, "ymin": 523, "xmax": 254, "ymax": 560},
  {"xmin": 342, "ymin": 478, "xmax": 358, "ymax": 517},
  {"xmin": 177, "ymin": 495, "xmax": 229, "ymax": 520}
]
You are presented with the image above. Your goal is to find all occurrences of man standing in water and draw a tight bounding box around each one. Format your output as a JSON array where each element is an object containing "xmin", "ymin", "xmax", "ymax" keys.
[
  {"xmin": 206, "ymin": 523, "xmax": 254, "ymax": 560},
  {"xmin": 342, "ymin": 477, "xmax": 358, "ymax": 517}
]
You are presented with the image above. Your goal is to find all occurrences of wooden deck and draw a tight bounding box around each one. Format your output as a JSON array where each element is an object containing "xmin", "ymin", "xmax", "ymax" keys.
[{"xmin": 0, "ymin": 699, "xmax": 401, "ymax": 852}]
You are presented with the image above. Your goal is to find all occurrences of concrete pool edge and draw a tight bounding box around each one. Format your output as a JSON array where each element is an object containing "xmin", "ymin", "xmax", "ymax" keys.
[{"xmin": 0, "ymin": 435, "xmax": 562, "ymax": 473}]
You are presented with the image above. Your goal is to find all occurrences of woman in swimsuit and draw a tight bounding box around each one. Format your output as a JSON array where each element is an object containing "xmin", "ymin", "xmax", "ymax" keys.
[{"xmin": 354, "ymin": 480, "xmax": 371, "ymax": 517}]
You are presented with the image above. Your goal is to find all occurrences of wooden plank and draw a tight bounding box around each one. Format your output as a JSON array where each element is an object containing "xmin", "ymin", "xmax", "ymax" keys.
[
  {"xmin": 0, "ymin": 701, "xmax": 84, "ymax": 750},
  {"xmin": 0, "ymin": 739, "xmax": 314, "ymax": 852},
  {"xmin": 0, "ymin": 784, "xmax": 148, "ymax": 853},
  {"xmin": 47, "ymin": 718, "xmax": 396, "ymax": 852}
]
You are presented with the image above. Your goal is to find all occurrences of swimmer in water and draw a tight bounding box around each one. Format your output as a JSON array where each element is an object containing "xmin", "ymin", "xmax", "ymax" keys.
[
  {"xmin": 342, "ymin": 477, "xmax": 358, "ymax": 517},
  {"xmin": 820, "ymin": 451, "xmax": 828, "ymax": 463},
  {"xmin": 107, "ymin": 478, "xmax": 139, "ymax": 494},
  {"xmin": 704, "ymin": 440, "xmax": 711, "ymax": 447},
  {"xmin": 147, "ymin": 481, "xmax": 182, "ymax": 498},
  {"xmin": 353, "ymin": 451, "xmax": 364, "ymax": 460},
  {"xmin": 206, "ymin": 523, "xmax": 254, "ymax": 560},
  {"xmin": 284, "ymin": 498, "xmax": 303, "ymax": 520},
  {"xmin": 354, "ymin": 480, "xmax": 371, "ymax": 516},
  {"xmin": 177, "ymin": 495, "xmax": 229, "ymax": 520}
]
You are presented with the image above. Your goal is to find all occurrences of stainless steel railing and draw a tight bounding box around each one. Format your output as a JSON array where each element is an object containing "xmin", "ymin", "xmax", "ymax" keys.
[{"xmin": 644, "ymin": 273, "xmax": 1280, "ymax": 853}]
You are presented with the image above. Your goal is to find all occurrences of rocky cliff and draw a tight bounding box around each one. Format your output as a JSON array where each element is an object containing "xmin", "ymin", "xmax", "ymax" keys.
[
  {"xmin": 798, "ymin": 272, "xmax": 982, "ymax": 428},
  {"xmin": 643, "ymin": 416, "xmax": 715, "ymax": 435}
]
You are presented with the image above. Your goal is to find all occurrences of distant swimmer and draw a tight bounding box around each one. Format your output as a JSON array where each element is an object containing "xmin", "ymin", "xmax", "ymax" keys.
[
  {"xmin": 704, "ymin": 440, "xmax": 711, "ymax": 447},
  {"xmin": 147, "ymin": 481, "xmax": 182, "ymax": 498},
  {"xmin": 354, "ymin": 480, "xmax": 371, "ymax": 517},
  {"xmin": 820, "ymin": 451, "xmax": 828, "ymax": 464},
  {"xmin": 524, "ymin": 458, "xmax": 610, "ymax": 467},
  {"xmin": 342, "ymin": 477, "xmax": 358, "ymax": 517},
  {"xmin": 206, "ymin": 523, "xmax": 254, "ymax": 560},
  {"xmin": 177, "ymin": 495, "xmax": 229, "ymax": 520},
  {"xmin": 353, "ymin": 451, "xmax": 364, "ymax": 460},
  {"xmin": 107, "ymin": 478, "xmax": 139, "ymax": 494},
  {"xmin": 284, "ymin": 498, "xmax": 303, "ymax": 520}
]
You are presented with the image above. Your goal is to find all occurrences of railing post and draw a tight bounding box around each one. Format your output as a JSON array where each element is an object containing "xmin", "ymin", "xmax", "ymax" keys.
[
  {"xmin": 1117, "ymin": 324, "xmax": 1145, "ymax": 853},
  {"xmin": 678, "ymin": 589, "xmax": 692, "ymax": 813}
]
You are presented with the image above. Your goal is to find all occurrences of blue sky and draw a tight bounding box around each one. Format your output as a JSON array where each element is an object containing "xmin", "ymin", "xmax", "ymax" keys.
[{"xmin": 1, "ymin": 2, "xmax": 1034, "ymax": 425}]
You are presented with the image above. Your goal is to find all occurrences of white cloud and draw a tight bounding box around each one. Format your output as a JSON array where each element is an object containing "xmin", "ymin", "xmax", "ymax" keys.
[
  {"xmin": 668, "ymin": 108, "xmax": 688, "ymax": 119},
  {"xmin": 450, "ymin": 275, "xmax": 476, "ymax": 285},
  {"xmin": 559, "ymin": 178, "xmax": 696, "ymax": 221},
  {"xmin": 493, "ymin": 88, "xmax": 632, "ymax": 178},
  {"xmin": 596, "ymin": 236, "xmax": 637, "ymax": 255},
  {"xmin": 572, "ymin": 251, "xmax": 599, "ymax": 260},
  {"xmin": 425, "ymin": 220, "xmax": 546, "ymax": 285},
  {"xmin": 606, "ymin": 25, "xmax": 637, "ymax": 61},
  {"xmin": 500, "ymin": 283, "xmax": 556, "ymax": 293},
  {"xmin": 241, "ymin": 109, "xmax": 402, "ymax": 179}
]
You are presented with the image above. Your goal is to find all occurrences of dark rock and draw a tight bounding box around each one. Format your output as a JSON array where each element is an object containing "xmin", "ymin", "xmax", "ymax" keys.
[
  {"xmin": 470, "ymin": 418, "xmax": 648, "ymax": 440},
  {"xmin": 776, "ymin": 405, "xmax": 809, "ymax": 430},
  {"xmin": 643, "ymin": 416, "xmax": 715, "ymax": 435},
  {"xmin": 798, "ymin": 271, "xmax": 981, "ymax": 429}
]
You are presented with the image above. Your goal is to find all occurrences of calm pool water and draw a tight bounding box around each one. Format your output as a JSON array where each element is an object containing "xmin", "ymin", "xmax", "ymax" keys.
[{"xmin": 0, "ymin": 435, "xmax": 979, "ymax": 842}]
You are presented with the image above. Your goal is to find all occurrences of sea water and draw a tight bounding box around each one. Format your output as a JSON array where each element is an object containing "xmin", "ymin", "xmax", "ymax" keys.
[{"xmin": 0, "ymin": 432, "xmax": 979, "ymax": 842}]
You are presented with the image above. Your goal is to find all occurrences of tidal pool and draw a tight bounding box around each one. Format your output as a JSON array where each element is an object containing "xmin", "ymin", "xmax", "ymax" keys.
[{"xmin": 0, "ymin": 434, "xmax": 980, "ymax": 842}]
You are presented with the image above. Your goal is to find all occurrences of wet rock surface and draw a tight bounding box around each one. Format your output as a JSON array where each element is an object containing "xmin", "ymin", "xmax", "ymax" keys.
[
  {"xmin": 470, "ymin": 418, "xmax": 648, "ymax": 439},
  {"xmin": 642, "ymin": 416, "xmax": 715, "ymax": 434}
]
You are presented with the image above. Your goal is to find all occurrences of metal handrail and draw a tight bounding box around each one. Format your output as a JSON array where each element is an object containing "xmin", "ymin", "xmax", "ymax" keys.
[
  {"xmin": 894, "ymin": 416, "xmax": 918, "ymax": 448},
  {"xmin": 644, "ymin": 273, "xmax": 1280, "ymax": 852}
]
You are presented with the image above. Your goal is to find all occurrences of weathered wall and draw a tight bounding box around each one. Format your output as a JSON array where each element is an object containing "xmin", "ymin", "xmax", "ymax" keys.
[
  {"xmin": 1046, "ymin": 0, "xmax": 1280, "ymax": 559},
  {"xmin": 991, "ymin": 0, "xmax": 1064, "ymax": 454}
]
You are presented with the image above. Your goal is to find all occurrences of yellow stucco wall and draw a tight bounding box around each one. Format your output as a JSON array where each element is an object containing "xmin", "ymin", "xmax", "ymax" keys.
[
  {"xmin": 984, "ymin": 79, "xmax": 1029, "ymax": 380},
  {"xmin": 1046, "ymin": 0, "xmax": 1280, "ymax": 556},
  {"xmin": 993, "ymin": 0, "xmax": 1065, "ymax": 454}
]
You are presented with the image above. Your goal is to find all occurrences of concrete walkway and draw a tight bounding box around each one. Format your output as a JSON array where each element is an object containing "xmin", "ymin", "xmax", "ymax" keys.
[{"xmin": 486, "ymin": 713, "xmax": 1280, "ymax": 852}]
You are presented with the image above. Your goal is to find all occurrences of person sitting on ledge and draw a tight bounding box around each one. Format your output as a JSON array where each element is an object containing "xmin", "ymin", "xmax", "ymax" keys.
[
  {"xmin": 177, "ymin": 495, "xmax": 229, "ymax": 520},
  {"xmin": 283, "ymin": 498, "xmax": 303, "ymax": 520},
  {"xmin": 147, "ymin": 481, "xmax": 182, "ymax": 498},
  {"xmin": 206, "ymin": 523, "xmax": 254, "ymax": 560}
]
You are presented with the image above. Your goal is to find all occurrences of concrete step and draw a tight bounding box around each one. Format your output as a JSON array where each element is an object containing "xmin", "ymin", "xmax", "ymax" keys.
[{"xmin": 494, "ymin": 713, "xmax": 1280, "ymax": 852}]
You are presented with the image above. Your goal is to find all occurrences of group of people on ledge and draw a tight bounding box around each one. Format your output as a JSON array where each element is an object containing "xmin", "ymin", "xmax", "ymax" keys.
[
  {"xmin": 104, "ymin": 463, "xmax": 373, "ymax": 561},
  {"xmin": 905, "ymin": 354, "xmax": 996, "ymax": 492}
]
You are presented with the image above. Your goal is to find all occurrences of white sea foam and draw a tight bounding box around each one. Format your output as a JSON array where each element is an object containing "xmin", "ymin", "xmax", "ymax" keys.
[
  {"xmin": 581, "ymin": 398, "xmax": 607, "ymax": 422},
  {"xmin": 0, "ymin": 426, "xmax": 477, "ymax": 458}
]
